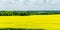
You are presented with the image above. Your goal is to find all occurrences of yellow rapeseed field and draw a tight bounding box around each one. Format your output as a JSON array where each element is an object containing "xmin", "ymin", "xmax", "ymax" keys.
[{"xmin": 0, "ymin": 15, "xmax": 60, "ymax": 30}]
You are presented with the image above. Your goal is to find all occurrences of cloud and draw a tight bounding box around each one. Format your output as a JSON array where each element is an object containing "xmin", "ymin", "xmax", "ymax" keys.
[{"xmin": 0, "ymin": 0, "xmax": 60, "ymax": 11}]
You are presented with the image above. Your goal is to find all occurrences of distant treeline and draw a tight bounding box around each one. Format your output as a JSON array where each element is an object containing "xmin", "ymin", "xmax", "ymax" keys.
[
  {"xmin": 0, "ymin": 11, "xmax": 60, "ymax": 16},
  {"xmin": 0, "ymin": 28, "xmax": 45, "ymax": 30}
]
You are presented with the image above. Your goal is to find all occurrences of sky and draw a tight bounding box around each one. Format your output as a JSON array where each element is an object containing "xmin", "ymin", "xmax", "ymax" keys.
[{"xmin": 0, "ymin": 0, "xmax": 60, "ymax": 11}]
